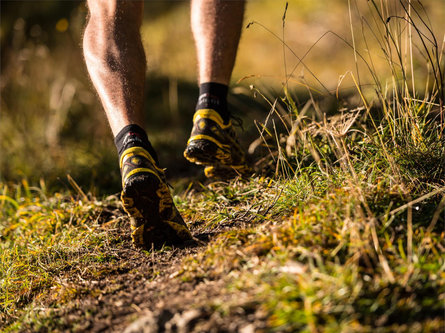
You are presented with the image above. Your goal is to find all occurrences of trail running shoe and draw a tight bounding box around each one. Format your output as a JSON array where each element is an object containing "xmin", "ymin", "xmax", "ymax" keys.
[
  {"xmin": 184, "ymin": 109, "xmax": 247, "ymax": 169},
  {"xmin": 120, "ymin": 146, "xmax": 193, "ymax": 248}
]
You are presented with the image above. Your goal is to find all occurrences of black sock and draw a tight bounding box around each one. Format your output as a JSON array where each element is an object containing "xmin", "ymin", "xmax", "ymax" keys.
[
  {"xmin": 196, "ymin": 82, "xmax": 230, "ymax": 124},
  {"xmin": 114, "ymin": 124, "xmax": 159, "ymax": 165}
]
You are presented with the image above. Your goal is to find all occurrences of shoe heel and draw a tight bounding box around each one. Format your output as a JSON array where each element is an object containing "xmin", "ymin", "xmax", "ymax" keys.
[{"xmin": 184, "ymin": 139, "xmax": 231, "ymax": 165}]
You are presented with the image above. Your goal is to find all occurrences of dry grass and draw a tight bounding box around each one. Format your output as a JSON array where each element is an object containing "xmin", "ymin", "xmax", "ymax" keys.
[{"xmin": 1, "ymin": 1, "xmax": 444, "ymax": 332}]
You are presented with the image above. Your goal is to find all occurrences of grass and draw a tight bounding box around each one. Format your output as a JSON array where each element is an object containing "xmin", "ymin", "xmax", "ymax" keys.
[
  {"xmin": 1, "ymin": 0, "xmax": 444, "ymax": 331},
  {"xmin": 177, "ymin": 1, "xmax": 445, "ymax": 331},
  {"xmin": 1, "ymin": 172, "xmax": 443, "ymax": 331},
  {"xmin": 0, "ymin": 180, "xmax": 126, "ymax": 329},
  {"xmin": 179, "ymin": 175, "xmax": 444, "ymax": 332}
]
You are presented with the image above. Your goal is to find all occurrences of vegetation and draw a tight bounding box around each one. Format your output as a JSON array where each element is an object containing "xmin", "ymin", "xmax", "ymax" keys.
[{"xmin": 1, "ymin": 0, "xmax": 444, "ymax": 332}]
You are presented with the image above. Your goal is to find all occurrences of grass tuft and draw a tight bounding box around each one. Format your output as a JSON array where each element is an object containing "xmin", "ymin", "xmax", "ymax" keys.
[{"xmin": 0, "ymin": 180, "xmax": 124, "ymax": 328}]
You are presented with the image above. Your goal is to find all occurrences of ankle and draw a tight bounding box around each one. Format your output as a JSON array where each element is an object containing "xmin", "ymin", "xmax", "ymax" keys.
[
  {"xmin": 114, "ymin": 124, "xmax": 159, "ymax": 164},
  {"xmin": 196, "ymin": 82, "xmax": 230, "ymax": 124}
]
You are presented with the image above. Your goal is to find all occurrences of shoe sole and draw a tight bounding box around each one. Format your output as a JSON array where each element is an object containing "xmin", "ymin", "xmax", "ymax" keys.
[
  {"xmin": 184, "ymin": 139, "xmax": 232, "ymax": 165},
  {"xmin": 204, "ymin": 165, "xmax": 253, "ymax": 179},
  {"xmin": 121, "ymin": 173, "xmax": 191, "ymax": 249}
]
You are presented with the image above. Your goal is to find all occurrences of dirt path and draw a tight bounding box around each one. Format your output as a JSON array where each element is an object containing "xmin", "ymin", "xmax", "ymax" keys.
[{"xmin": 41, "ymin": 215, "xmax": 263, "ymax": 333}]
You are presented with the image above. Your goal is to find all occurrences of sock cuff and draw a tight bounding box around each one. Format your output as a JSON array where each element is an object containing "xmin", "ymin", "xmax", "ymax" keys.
[
  {"xmin": 197, "ymin": 82, "xmax": 230, "ymax": 123},
  {"xmin": 114, "ymin": 124, "xmax": 147, "ymax": 151},
  {"xmin": 114, "ymin": 124, "xmax": 159, "ymax": 164},
  {"xmin": 198, "ymin": 82, "xmax": 228, "ymax": 97},
  {"xmin": 114, "ymin": 123, "xmax": 146, "ymax": 141}
]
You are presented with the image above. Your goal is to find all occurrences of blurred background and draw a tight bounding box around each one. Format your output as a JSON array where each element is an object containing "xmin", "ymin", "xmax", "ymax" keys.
[{"xmin": 1, "ymin": 0, "xmax": 444, "ymax": 194}]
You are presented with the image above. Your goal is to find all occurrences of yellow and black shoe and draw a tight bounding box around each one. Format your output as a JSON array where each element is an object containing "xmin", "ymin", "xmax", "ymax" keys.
[
  {"xmin": 120, "ymin": 146, "xmax": 193, "ymax": 248},
  {"xmin": 184, "ymin": 109, "xmax": 248, "ymax": 169}
]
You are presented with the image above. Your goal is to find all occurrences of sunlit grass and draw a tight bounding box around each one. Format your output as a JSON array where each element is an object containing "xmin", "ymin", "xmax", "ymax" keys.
[
  {"xmin": 179, "ymin": 171, "xmax": 444, "ymax": 331},
  {"xmin": 176, "ymin": 1, "xmax": 445, "ymax": 331},
  {"xmin": 0, "ymin": 0, "xmax": 444, "ymax": 331},
  {"xmin": 0, "ymin": 180, "xmax": 123, "ymax": 327}
]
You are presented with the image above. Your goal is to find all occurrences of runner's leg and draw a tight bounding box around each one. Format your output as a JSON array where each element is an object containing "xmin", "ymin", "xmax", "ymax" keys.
[
  {"xmin": 83, "ymin": 0, "xmax": 145, "ymax": 136},
  {"xmin": 83, "ymin": 1, "xmax": 193, "ymax": 248},
  {"xmin": 184, "ymin": 0, "xmax": 250, "ymax": 178},
  {"xmin": 191, "ymin": 0, "xmax": 245, "ymax": 85}
]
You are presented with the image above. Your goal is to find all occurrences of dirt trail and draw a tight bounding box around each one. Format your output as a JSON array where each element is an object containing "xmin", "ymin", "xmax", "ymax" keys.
[{"xmin": 41, "ymin": 216, "xmax": 263, "ymax": 333}]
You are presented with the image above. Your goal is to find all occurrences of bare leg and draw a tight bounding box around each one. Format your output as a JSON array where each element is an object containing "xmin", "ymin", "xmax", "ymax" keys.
[
  {"xmin": 83, "ymin": 0, "xmax": 145, "ymax": 136},
  {"xmin": 83, "ymin": 1, "xmax": 193, "ymax": 249},
  {"xmin": 191, "ymin": 0, "xmax": 245, "ymax": 85},
  {"xmin": 184, "ymin": 0, "xmax": 249, "ymax": 175}
]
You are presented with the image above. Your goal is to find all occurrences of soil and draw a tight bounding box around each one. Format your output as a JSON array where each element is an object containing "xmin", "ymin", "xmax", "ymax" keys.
[{"xmin": 19, "ymin": 206, "xmax": 266, "ymax": 333}]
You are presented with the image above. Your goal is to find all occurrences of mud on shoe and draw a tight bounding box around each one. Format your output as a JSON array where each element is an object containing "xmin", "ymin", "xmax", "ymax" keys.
[
  {"xmin": 120, "ymin": 146, "xmax": 193, "ymax": 249},
  {"xmin": 183, "ymin": 109, "xmax": 247, "ymax": 167}
]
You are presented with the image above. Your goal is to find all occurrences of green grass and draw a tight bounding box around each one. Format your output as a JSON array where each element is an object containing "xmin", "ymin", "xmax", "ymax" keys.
[
  {"xmin": 0, "ymin": 180, "xmax": 125, "ymax": 328},
  {"xmin": 1, "ymin": 170, "xmax": 443, "ymax": 331},
  {"xmin": 1, "ymin": 0, "xmax": 444, "ymax": 331},
  {"xmin": 176, "ymin": 2, "xmax": 445, "ymax": 330},
  {"xmin": 179, "ymin": 175, "xmax": 444, "ymax": 332}
]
